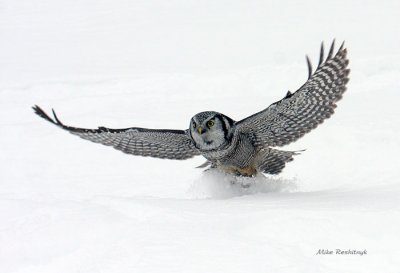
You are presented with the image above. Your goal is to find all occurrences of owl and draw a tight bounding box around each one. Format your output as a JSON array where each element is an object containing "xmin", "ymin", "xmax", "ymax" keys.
[{"xmin": 33, "ymin": 40, "xmax": 349, "ymax": 177}]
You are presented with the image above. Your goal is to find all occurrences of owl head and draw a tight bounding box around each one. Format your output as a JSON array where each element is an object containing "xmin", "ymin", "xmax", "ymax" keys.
[{"xmin": 189, "ymin": 111, "xmax": 234, "ymax": 151}]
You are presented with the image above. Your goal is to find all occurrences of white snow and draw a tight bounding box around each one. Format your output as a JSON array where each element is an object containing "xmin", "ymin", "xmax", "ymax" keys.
[{"xmin": 1, "ymin": 0, "xmax": 400, "ymax": 272}]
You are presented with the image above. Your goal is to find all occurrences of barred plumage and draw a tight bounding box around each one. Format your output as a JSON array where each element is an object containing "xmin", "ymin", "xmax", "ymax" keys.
[
  {"xmin": 32, "ymin": 106, "xmax": 200, "ymax": 160},
  {"xmin": 237, "ymin": 40, "xmax": 350, "ymax": 148},
  {"xmin": 33, "ymin": 40, "xmax": 350, "ymax": 176}
]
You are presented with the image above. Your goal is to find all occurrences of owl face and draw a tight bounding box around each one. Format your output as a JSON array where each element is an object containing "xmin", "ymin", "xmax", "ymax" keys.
[{"xmin": 189, "ymin": 111, "xmax": 234, "ymax": 151}]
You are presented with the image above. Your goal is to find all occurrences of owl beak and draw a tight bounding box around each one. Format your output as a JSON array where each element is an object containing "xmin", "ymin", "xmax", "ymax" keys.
[{"xmin": 197, "ymin": 126, "xmax": 204, "ymax": 134}]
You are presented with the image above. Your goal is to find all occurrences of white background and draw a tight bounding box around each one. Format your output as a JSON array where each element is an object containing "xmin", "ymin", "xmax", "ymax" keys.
[{"xmin": 1, "ymin": 0, "xmax": 399, "ymax": 272}]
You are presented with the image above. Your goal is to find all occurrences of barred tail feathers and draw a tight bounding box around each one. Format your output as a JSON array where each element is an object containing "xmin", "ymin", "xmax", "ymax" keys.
[{"xmin": 256, "ymin": 148, "xmax": 302, "ymax": 175}]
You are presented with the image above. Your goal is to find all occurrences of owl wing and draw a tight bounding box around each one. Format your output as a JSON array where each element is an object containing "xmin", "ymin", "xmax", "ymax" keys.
[
  {"xmin": 33, "ymin": 106, "xmax": 200, "ymax": 160},
  {"xmin": 236, "ymin": 40, "xmax": 350, "ymax": 147}
]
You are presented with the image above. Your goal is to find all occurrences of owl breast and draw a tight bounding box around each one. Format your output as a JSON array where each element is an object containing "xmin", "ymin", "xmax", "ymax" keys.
[{"xmin": 202, "ymin": 132, "xmax": 258, "ymax": 171}]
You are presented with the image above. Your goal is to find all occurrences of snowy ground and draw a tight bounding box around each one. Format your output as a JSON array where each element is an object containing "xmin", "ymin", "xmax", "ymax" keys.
[{"xmin": 1, "ymin": 0, "xmax": 400, "ymax": 272}]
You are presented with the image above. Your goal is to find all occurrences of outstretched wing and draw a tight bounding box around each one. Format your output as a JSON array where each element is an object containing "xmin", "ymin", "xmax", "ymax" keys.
[
  {"xmin": 33, "ymin": 106, "xmax": 200, "ymax": 160},
  {"xmin": 236, "ymin": 40, "xmax": 350, "ymax": 147}
]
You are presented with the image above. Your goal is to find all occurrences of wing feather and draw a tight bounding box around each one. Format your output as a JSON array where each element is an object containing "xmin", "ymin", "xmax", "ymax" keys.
[
  {"xmin": 236, "ymin": 40, "xmax": 350, "ymax": 147},
  {"xmin": 33, "ymin": 106, "xmax": 200, "ymax": 160}
]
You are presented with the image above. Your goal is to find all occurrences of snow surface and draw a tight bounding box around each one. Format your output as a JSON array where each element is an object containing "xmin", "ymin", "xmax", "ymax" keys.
[{"xmin": 1, "ymin": 0, "xmax": 400, "ymax": 272}]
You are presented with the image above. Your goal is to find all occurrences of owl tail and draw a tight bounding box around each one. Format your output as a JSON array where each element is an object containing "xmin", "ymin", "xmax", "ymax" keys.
[{"xmin": 256, "ymin": 148, "xmax": 303, "ymax": 175}]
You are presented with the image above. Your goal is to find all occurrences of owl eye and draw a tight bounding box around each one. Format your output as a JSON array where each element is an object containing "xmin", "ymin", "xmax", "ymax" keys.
[
  {"xmin": 192, "ymin": 121, "xmax": 197, "ymax": 128},
  {"xmin": 207, "ymin": 120, "xmax": 215, "ymax": 128}
]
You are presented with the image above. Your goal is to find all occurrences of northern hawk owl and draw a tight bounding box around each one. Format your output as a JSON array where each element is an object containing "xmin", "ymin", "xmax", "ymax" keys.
[{"xmin": 33, "ymin": 41, "xmax": 350, "ymax": 176}]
